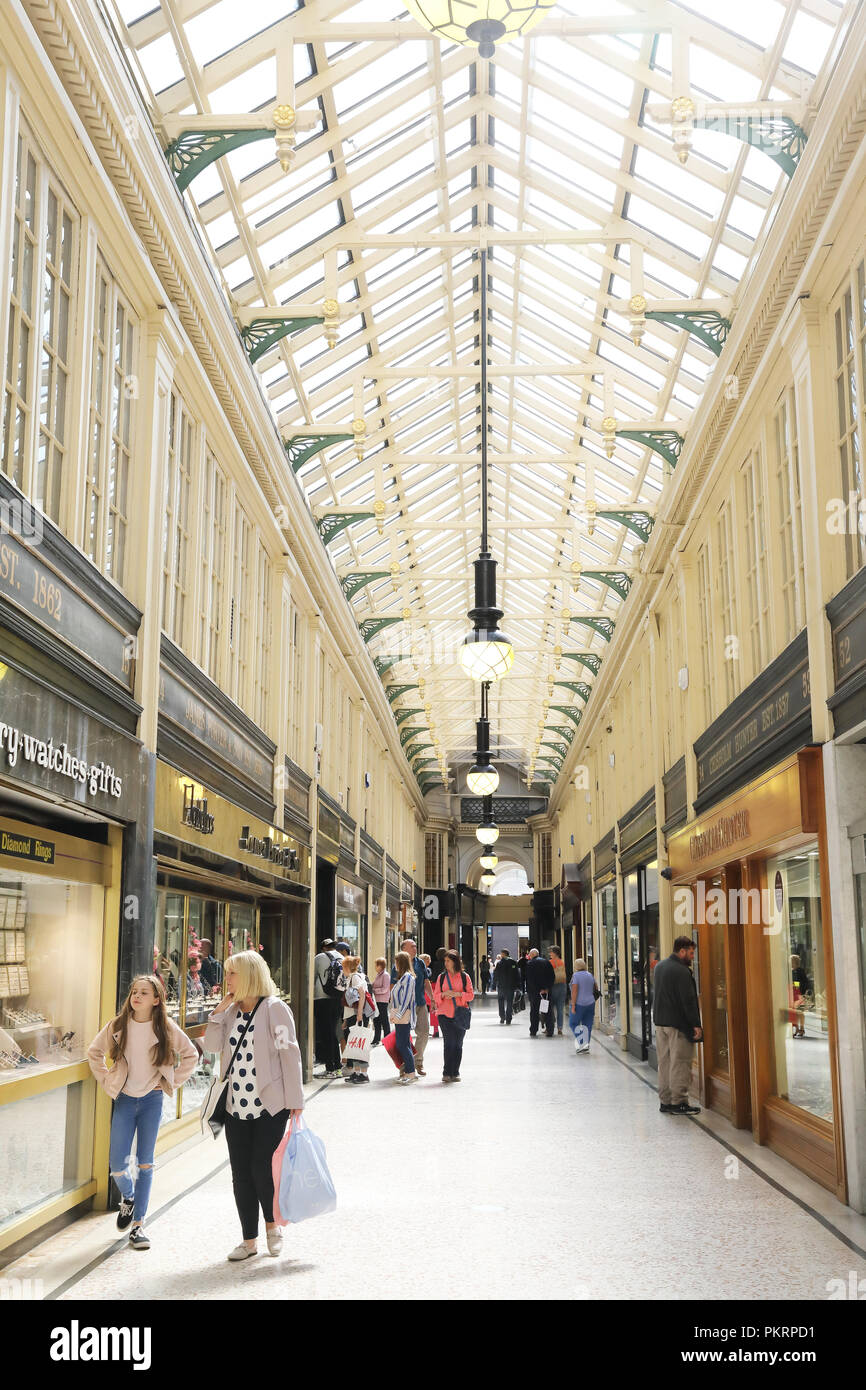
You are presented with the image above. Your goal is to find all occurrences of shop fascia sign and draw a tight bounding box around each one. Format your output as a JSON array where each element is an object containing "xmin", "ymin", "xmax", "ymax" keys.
[
  {"xmin": 238, "ymin": 825, "xmax": 299, "ymax": 871},
  {"xmin": 182, "ymin": 782, "xmax": 215, "ymax": 834},
  {"xmin": 0, "ymin": 719, "xmax": 122, "ymax": 798}
]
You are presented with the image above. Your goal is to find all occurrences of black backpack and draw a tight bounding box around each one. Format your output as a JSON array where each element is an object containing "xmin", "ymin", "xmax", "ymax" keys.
[{"xmin": 322, "ymin": 955, "xmax": 343, "ymax": 999}]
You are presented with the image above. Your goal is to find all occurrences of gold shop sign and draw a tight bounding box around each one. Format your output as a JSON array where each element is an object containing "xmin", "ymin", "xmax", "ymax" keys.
[{"xmin": 689, "ymin": 810, "xmax": 751, "ymax": 862}]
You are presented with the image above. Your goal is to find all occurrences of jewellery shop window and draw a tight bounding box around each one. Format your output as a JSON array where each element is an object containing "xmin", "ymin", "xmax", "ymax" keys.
[
  {"xmin": 0, "ymin": 867, "xmax": 102, "ymax": 1235},
  {"xmin": 153, "ymin": 889, "xmax": 258, "ymax": 1125}
]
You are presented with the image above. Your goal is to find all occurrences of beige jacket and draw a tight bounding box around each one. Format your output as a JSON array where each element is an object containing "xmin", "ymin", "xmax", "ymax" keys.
[
  {"xmin": 203, "ymin": 995, "xmax": 304, "ymax": 1115},
  {"xmin": 87, "ymin": 1017, "xmax": 198, "ymax": 1099}
]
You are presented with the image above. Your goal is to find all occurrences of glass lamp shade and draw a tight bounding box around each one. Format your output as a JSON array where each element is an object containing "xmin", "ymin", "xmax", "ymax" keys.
[
  {"xmin": 480, "ymin": 870, "xmax": 496, "ymax": 887},
  {"xmin": 459, "ymin": 630, "xmax": 514, "ymax": 682},
  {"xmin": 466, "ymin": 762, "xmax": 500, "ymax": 796},
  {"xmin": 403, "ymin": 0, "xmax": 557, "ymax": 58},
  {"xmin": 476, "ymin": 820, "xmax": 500, "ymax": 845},
  {"xmin": 479, "ymin": 852, "xmax": 498, "ymax": 870}
]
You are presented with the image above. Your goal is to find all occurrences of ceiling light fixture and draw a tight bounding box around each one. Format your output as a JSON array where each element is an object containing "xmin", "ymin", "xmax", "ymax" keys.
[
  {"xmin": 459, "ymin": 248, "xmax": 514, "ymax": 683},
  {"xmin": 466, "ymin": 682, "xmax": 500, "ymax": 795},
  {"xmin": 475, "ymin": 793, "xmax": 500, "ymax": 846},
  {"xmin": 479, "ymin": 851, "xmax": 498, "ymax": 871},
  {"xmin": 403, "ymin": 0, "xmax": 557, "ymax": 60}
]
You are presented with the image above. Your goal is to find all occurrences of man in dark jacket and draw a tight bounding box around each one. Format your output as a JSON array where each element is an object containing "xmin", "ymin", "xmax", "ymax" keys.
[
  {"xmin": 493, "ymin": 950, "xmax": 520, "ymax": 1025},
  {"xmin": 525, "ymin": 948, "xmax": 556, "ymax": 1037},
  {"xmin": 652, "ymin": 936, "xmax": 703, "ymax": 1115}
]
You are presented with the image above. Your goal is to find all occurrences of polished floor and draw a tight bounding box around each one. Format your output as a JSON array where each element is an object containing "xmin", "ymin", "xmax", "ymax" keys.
[{"xmin": 7, "ymin": 999, "xmax": 866, "ymax": 1301}]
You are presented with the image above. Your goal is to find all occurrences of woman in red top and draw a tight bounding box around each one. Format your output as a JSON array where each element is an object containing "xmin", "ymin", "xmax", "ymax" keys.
[{"xmin": 432, "ymin": 950, "xmax": 475, "ymax": 1083}]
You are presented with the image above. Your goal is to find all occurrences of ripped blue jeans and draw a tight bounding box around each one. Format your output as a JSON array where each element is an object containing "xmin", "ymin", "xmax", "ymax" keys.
[{"xmin": 109, "ymin": 1089, "xmax": 164, "ymax": 1223}]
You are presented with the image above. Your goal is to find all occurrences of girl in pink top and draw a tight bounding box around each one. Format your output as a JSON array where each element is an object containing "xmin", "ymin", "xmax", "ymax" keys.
[
  {"xmin": 371, "ymin": 957, "xmax": 392, "ymax": 1046},
  {"xmin": 88, "ymin": 975, "xmax": 197, "ymax": 1251},
  {"xmin": 432, "ymin": 950, "xmax": 475, "ymax": 1083}
]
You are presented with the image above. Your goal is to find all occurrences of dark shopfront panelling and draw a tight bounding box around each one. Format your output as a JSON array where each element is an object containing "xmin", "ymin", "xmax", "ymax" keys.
[
  {"xmin": 359, "ymin": 828, "xmax": 384, "ymax": 890},
  {"xmin": 693, "ymin": 630, "xmax": 811, "ymax": 814},
  {"xmin": 662, "ymin": 756, "xmax": 687, "ymax": 835},
  {"xmin": 593, "ymin": 827, "xmax": 617, "ymax": 886},
  {"xmin": 618, "ymin": 786, "xmax": 656, "ymax": 874},
  {"xmin": 158, "ymin": 636, "xmax": 276, "ymax": 824},
  {"xmin": 827, "ymin": 566, "xmax": 866, "ymax": 737}
]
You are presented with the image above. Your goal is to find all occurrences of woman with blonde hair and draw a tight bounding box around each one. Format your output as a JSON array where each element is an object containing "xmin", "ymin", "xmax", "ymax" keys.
[
  {"xmin": 88, "ymin": 975, "xmax": 198, "ymax": 1251},
  {"xmin": 339, "ymin": 953, "xmax": 372, "ymax": 1084},
  {"xmin": 570, "ymin": 957, "xmax": 600, "ymax": 1054},
  {"xmin": 205, "ymin": 950, "xmax": 304, "ymax": 1260}
]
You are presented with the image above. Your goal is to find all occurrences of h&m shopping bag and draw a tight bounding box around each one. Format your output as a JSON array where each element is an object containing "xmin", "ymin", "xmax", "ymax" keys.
[
  {"xmin": 278, "ymin": 1115, "xmax": 337, "ymax": 1224},
  {"xmin": 341, "ymin": 1023, "xmax": 372, "ymax": 1066}
]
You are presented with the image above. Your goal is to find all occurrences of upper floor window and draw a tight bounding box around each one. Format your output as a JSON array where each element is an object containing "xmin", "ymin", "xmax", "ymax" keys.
[
  {"xmin": 85, "ymin": 259, "xmax": 136, "ymax": 585},
  {"xmin": 2, "ymin": 127, "xmax": 78, "ymax": 526},
  {"xmin": 773, "ymin": 387, "xmax": 805, "ymax": 646},
  {"xmin": 228, "ymin": 505, "xmax": 252, "ymax": 706},
  {"xmin": 741, "ymin": 450, "xmax": 770, "ymax": 677},
  {"xmin": 199, "ymin": 449, "xmax": 227, "ymax": 683},
  {"xmin": 833, "ymin": 263, "xmax": 866, "ymax": 578},
  {"xmin": 696, "ymin": 542, "xmax": 713, "ymax": 726},
  {"xmin": 715, "ymin": 503, "xmax": 740, "ymax": 707},
  {"xmin": 162, "ymin": 391, "xmax": 195, "ymax": 646},
  {"xmin": 254, "ymin": 541, "xmax": 272, "ymax": 729}
]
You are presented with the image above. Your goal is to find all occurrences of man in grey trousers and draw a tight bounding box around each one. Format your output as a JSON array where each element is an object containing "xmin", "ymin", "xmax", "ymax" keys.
[{"xmin": 652, "ymin": 936, "xmax": 703, "ymax": 1115}]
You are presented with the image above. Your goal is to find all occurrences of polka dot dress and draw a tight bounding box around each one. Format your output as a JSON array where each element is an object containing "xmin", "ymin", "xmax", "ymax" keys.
[{"xmin": 227, "ymin": 1010, "xmax": 263, "ymax": 1120}]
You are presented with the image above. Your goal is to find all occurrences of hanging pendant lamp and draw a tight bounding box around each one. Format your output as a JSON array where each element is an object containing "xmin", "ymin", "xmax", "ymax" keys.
[
  {"xmin": 475, "ymin": 793, "xmax": 500, "ymax": 846},
  {"xmin": 466, "ymin": 682, "xmax": 500, "ymax": 795},
  {"xmin": 403, "ymin": 0, "xmax": 558, "ymax": 60}
]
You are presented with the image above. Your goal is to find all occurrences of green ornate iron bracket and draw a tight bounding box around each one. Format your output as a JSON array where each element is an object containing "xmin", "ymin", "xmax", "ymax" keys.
[
  {"xmin": 386, "ymin": 684, "xmax": 419, "ymax": 704},
  {"xmin": 395, "ymin": 707, "xmax": 425, "ymax": 726},
  {"xmin": 340, "ymin": 571, "xmax": 390, "ymax": 602},
  {"xmin": 596, "ymin": 509, "xmax": 655, "ymax": 544},
  {"xmin": 400, "ymin": 724, "xmax": 428, "ymax": 748},
  {"xmin": 284, "ymin": 433, "xmax": 354, "ymax": 473},
  {"xmin": 404, "ymin": 739, "xmax": 433, "ymax": 760},
  {"xmin": 615, "ymin": 429, "xmax": 684, "ymax": 472},
  {"xmin": 581, "ymin": 571, "xmax": 632, "ymax": 600},
  {"xmin": 241, "ymin": 316, "xmax": 323, "ymax": 364},
  {"xmin": 164, "ymin": 127, "xmax": 273, "ymax": 193},
  {"xmin": 412, "ymin": 757, "xmax": 439, "ymax": 771},
  {"xmin": 317, "ymin": 512, "xmax": 375, "ymax": 546},
  {"xmin": 358, "ymin": 616, "xmax": 402, "ymax": 644},
  {"xmin": 695, "ymin": 114, "xmax": 807, "ymax": 179},
  {"xmin": 572, "ymin": 616, "xmax": 615, "ymax": 642},
  {"xmin": 562, "ymin": 652, "xmax": 602, "ymax": 676},
  {"xmin": 541, "ymin": 742, "xmax": 569, "ymax": 760},
  {"xmin": 556, "ymin": 681, "xmax": 593, "ymax": 702},
  {"xmin": 550, "ymin": 706, "xmax": 582, "ymax": 726},
  {"xmin": 644, "ymin": 309, "xmax": 730, "ymax": 357},
  {"xmin": 373, "ymin": 655, "xmax": 402, "ymax": 679},
  {"xmin": 546, "ymin": 723, "xmax": 575, "ymax": 744}
]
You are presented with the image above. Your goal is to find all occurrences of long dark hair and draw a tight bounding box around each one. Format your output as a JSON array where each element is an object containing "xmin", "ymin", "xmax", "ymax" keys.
[
  {"xmin": 443, "ymin": 950, "xmax": 464, "ymax": 981},
  {"xmin": 108, "ymin": 974, "xmax": 173, "ymax": 1068}
]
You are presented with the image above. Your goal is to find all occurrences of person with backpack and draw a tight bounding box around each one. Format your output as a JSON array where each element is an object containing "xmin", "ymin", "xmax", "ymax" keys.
[
  {"xmin": 549, "ymin": 946, "xmax": 569, "ymax": 1036},
  {"xmin": 570, "ymin": 957, "xmax": 600, "ymax": 1054},
  {"xmin": 313, "ymin": 939, "xmax": 343, "ymax": 1078},
  {"xmin": 88, "ymin": 974, "xmax": 198, "ymax": 1252},
  {"xmin": 340, "ymin": 954, "xmax": 373, "ymax": 1085},
  {"xmin": 493, "ymin": 949, "xmax": 520, "ymax": 1025},
  {"xmin": 389, "ymin": 951, "xmax": 418, "ymax": 1085},
  {"xmin": 433, "ymin": 950, "xmax": 475, "ymax": 1083}
]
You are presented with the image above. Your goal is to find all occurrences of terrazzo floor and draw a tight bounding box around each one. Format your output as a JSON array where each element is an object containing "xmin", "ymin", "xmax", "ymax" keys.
[{"xmin": 34, "ymin": 999, "xmax": 866, "ymax": 1299}]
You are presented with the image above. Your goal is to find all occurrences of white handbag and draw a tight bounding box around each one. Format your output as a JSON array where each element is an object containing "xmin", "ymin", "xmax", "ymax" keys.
[
  {"xmin": 539, "ymin": 997, "xmax": 550, "ymax": 1014},
  {"xmin": 341, "ymin": 1023, "xmax": 372, "ymax": 1065}
]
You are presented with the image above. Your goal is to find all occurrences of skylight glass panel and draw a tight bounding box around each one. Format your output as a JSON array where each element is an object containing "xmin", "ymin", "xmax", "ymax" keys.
[
  {"xmin": 208, "ymin": 60, "xmax": 278, "ymax": 112},
  {"xmin": 183, "ymin": 1, "xmax": 302, "ymax": 68}
]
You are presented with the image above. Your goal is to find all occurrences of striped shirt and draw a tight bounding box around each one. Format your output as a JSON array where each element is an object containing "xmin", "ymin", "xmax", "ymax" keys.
[{"xmin": 389, "ymin": 972, "xmax": 417, "ymax": 1028}]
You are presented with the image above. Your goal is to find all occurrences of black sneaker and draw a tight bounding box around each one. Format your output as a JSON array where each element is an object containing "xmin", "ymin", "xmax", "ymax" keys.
[
  {"xmin": 659, "ymin": 1103, "xmax": 673, "ymax": 1114},
  {"xmin": 116, "ymin": 1198, "xmax": 135, "ymax": 1231},
  {"xmin": 129, "ymin": 1226, "xmax": 150, "ymax": 1250},
  {"xmin": 670, "ymin": 1101, "xmax": 701, "ymax": 1115}
]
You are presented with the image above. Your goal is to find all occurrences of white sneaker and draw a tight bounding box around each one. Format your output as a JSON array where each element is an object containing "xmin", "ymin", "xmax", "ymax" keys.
[
  {"xmin": 227, "ymin": 1243, "xmax": 258, "ymax": 1261},
  {"xmin": 266, "ymin": 1229, "xmax": 283, "ymax": 1257},
  {"xmin": 399, "ymin": 1073, "xmax": 419, "ymax": 1084}
]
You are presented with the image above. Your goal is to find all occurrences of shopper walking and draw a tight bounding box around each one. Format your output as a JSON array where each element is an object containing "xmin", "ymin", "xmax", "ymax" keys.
[
  {"xmin": 371, "ymin": 957, "xmax": 392, "ymax": 1046},
  {"xmin": 339, "ymin": 954, "xmax": 372, "ymax": 1085},
  {"xmin": 479, "ymin": 955, "xmax": 491, "ymax": 996},
  {"xmin": 88, "ymin": 975, "xmax": 198, "ymax": 1252},
  {"xmin": 525, "ymin": 947, "xmax": 555, "ymax": 1038},
  {"xmin": 569, "ymin": 958, "xmax": 599, "ymax": 1054},
  {"xmin": 652, "ymin": 936, "xmax": 703, "ymax": 1116},
  {"xmin": 433, "ymin": 950, "xmax": 475, "ymax": 1083},
  {"xmin": 313, "ymin": 938, "xmax": 343, "ymax": 1077},
  {"xmin": 391, "ymin": 939, "xmax": 430, "ymax": 1076},
  {"xmin": 389, "ymin": 951, "xmax": 418, "ymax": 1085},
  {"xmin": 493, "ymin": 949, "xmax": 520, "ymax": 1025},
  {"xmin": 205, "ymin": 951, "xmax": 304, "ymax": 1259},
  {"xmin": 549, "ymin": 946, "xmax": 568, "ymax": 1035}
]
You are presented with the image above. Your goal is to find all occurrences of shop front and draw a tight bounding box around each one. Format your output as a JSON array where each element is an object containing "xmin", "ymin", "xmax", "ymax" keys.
[
  {"xmin": 669, "ymin": 749, "xmax": 844, "ymax": 1198},
  {"xmin": 0, "ymin": 491, "xmax": 148, "ymax": 1252},
  {"xmin": 358, "ymin": 829, "xmax": 385, "ymax": 963},
  {"xmin": 618, "ymin": 789, "xmax": 659, "ymax": 1064},
  {"xmin": 593, "ymin": 828, "xmax": 619, "ymax": 1035},
  {"xmin": 385, "ymin": 855, "xmax": 401, "ymax": 963},
  {"xmin": 577, "ymin": 853, "xmax": 592, "ymax": 975}
]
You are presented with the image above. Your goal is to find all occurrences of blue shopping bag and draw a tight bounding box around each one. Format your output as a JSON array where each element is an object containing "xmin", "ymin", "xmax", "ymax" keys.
[{"xmin": 278, "ymin": 1115, "xmax": 337, "ymax": 1224}]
